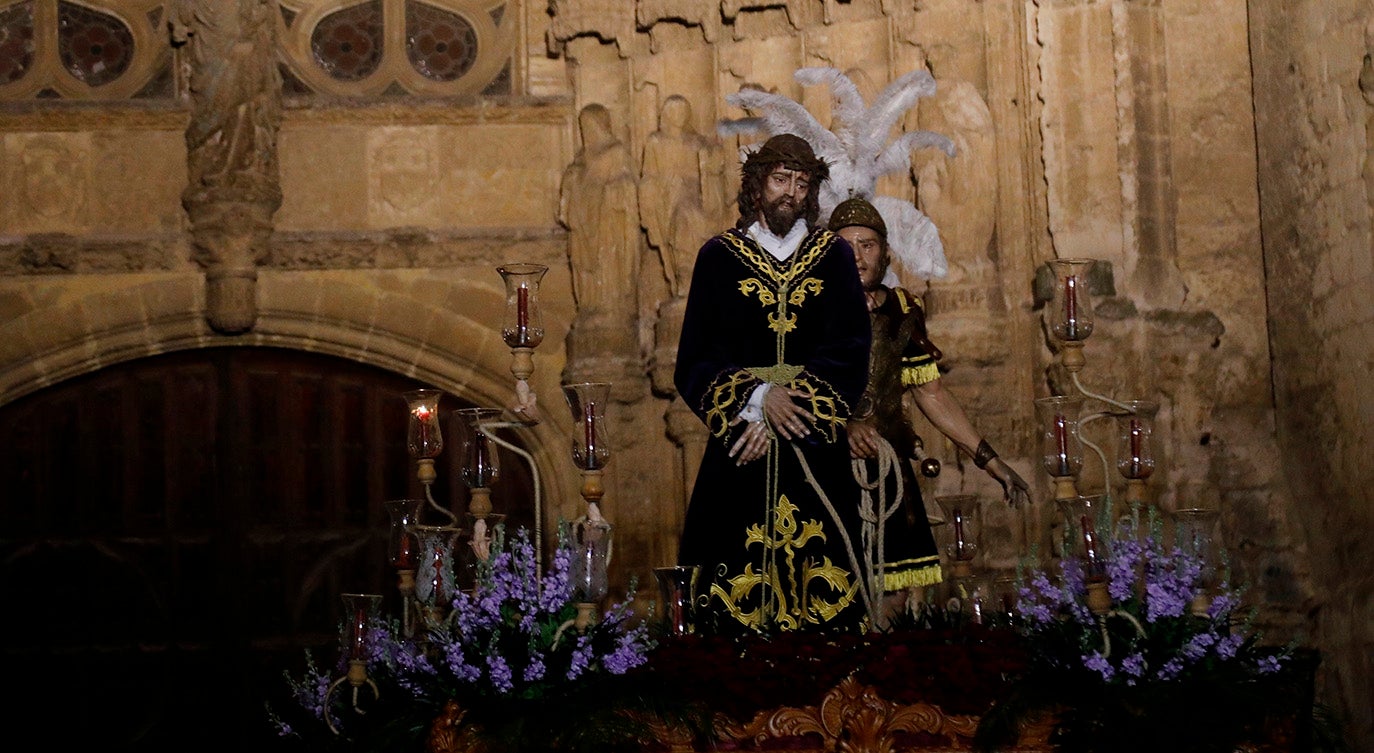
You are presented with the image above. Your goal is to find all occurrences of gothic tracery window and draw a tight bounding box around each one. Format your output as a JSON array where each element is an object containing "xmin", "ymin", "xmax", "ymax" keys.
[
  {"xmin": 0, "ymin": 0, "xmax": 518, "ymax": 101},
  {"xmin": 278, "ymin": 0, "xmax": 516, "ymax": 97},
  {"xmin": 0, "ymin": 0, "xmax": 172, "ymax": 99}
]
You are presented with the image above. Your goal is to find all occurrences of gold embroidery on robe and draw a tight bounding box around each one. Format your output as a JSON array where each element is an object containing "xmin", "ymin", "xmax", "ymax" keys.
[
  {"xmin": 710, "ymin": 494, "xmax": 859, "ymax": 630},
  {"xmin": 746, "ymin": 364, "xmax": 804, "ymax": 384},
  {"xmin": 718, "ymin": 231, "xmax": 834, "ymax": 289},
  {"xmin": 789, "ymin": 278, "xmax": 823, "ymax": 305},
  {"xmin": 703, "ymin": 370, "xmax": 758, "ymax": 437},
  {"xmin": 738, "ymin": 278, "xmax": 778, "ymax": 305}
]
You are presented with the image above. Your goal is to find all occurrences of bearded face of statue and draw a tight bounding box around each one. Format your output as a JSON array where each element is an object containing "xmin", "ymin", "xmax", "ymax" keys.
[{"xmin": 759, "ymin": 165, "xmax": 810, "ymax": 235}]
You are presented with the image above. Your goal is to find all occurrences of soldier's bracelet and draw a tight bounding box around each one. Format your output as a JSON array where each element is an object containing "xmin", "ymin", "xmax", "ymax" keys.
[{"xmin": 973, "ymin": 439, "xmax": 998, "ymax": 470}]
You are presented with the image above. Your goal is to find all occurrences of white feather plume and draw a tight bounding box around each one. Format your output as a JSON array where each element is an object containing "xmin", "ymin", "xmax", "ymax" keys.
[
  {"xmin": 794, "ymin": 67, "xmax": 865, "ymax": 150},
  {"xmin": 716, "ymin": 67, "xmax": 957, "ymax": 281}
]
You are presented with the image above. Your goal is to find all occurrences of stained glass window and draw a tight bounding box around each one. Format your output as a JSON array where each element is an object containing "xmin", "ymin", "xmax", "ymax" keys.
[
  {"xmin": 310, "ymin": 0, "xmax": 384, "ymax": 82},
  {"xmin": 280, "ymin": 0, "xmax": 516, "ymax": 97},
  {"xmin": 0, "ymin": 1, "xmax": 36, "ymax": 86},
  {"xmin": 57, "ymin": 1, "xmax": 134, "ymax": 87},
  {"xmin": 405, "ymin": 1, "xmax": 477, "ymax": 83},
  {"xmin": 0, "ymin": 1, "xmax": 172, "ymax": 100}
]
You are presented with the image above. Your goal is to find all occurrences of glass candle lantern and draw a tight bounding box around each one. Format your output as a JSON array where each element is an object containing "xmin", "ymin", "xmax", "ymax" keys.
[
  {"xmin": 570, "ymin": 514, "xmax": 613, "ymax": 603},
  {"xmin": 935, "ymin": 495, "xmax": 982, "ymax": 578},
  {"xmin": 383, "ymin": 498, "xmax": 423, "ymax": 570},
  {"xmin": 404, "ymin": 389, "xmax": 444, "ymax": 459},
  {"xmin": 413, "ymin": 525, "xmax": 460, "ymax": 609},
  {"xmin": 990, "ymin": 575, "xmax": 1019, "ymax": 629},
  {"xmin": 1046, "ymin": 258, "xmax": 1097, "ymax": 343},
  {"xmin": 497, "ymin": 263, "xmax": 548, "ymax": 349},
  {"xmin": 1056, "ymin": 495, "xmax": 1111, "ymax": 579},
  {"xmin": 340, "ymin": 593, "xmax": 383, "ymax": 662},
  {"xmin": 654, "ymin": 565, "xmax": 701, "ymax": 637},
  {"xmin": 563, "ymin": 382, "xmax": 612, "ymax": 471},
  {"xmin": 1035, "ymin": 395, "xmax": 1085, "ymax": 498},
  {"xmin": 1173, "ymin": 507, "xmax": 1221, "ymax": 614},
  {"xmin": 1115, "ymin": 399, "xmax": 1159, "ymax": 484},
  {"xmin": 455, "ymin": 408, "xmax": 502, "ymax": 489}
]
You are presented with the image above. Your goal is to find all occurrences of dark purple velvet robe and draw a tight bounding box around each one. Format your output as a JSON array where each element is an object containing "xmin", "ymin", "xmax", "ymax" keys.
[{"xmin": 674, "ymin": 226, "xmax": 871, "ymax": 633}]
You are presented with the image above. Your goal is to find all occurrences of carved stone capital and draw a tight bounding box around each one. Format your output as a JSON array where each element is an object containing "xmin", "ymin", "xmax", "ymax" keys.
[
  {"xmin": 185, "ymin": 197, "xmax": 277, "ymax": 334},
  {"xmin": 203, "ymin": 266, "xmax": 259, "ymax": 335}
]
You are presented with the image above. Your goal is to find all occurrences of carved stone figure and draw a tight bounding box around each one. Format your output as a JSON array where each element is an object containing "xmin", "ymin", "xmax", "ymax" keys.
[
  {"xmin": 636, "ymin": 0, "xmax": 721, "ymax": 44},
  {"xmin": 915, "ymin": 80, "xmax": 997, "ymax": 268},
  {"xmin": 547, "ymin": 0, "xmax": 635, "ymax": 56},
  {"xmin": 176, "ymin": 0, "xmax": 281, "ymax": 197},
  {"xmin": 559, "ymin": 104, "xmax": 645, "ymax": 398},
  {"xmin": 174, "ymin": 0, "xmax": 283, "ymax": 334},
  {"xmin": 640, "ymin": 95, "xmax": 720, "ymax": 299},
  {"xmin": 560, "ymin": 104, "xmax": 640, "ymax": 321}
]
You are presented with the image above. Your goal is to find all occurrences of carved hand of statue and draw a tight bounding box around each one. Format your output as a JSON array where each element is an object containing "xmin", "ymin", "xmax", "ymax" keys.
[
  {"xmin": 986, "ymin": 457, "xmax": 1032, "ymax": 509},
  {"xmin": 762, "ymin": 385, "xmax": 814, "ymax": 441},
  {"xmin": 727, "ymin": 416, "xmax": 770, "ymax": 466},
  {"xmin": 847, "ymin": 419, "xmax": 881, "ymax": 459}
]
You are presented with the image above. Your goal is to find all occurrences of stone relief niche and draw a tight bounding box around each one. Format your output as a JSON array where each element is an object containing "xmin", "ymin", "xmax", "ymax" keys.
[
  {"xmin": 368, "ymin": 126, "xmax": 440, "ymax": 226},
  {"xmin": 5, "ymin": 132, "xmax": 91, "ymax": 233}
]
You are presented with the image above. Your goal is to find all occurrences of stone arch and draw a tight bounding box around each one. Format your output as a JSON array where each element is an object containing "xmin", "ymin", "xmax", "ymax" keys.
[{"xmin": 0, "ymin": 271, "xmax": 583, "ymax": 531}]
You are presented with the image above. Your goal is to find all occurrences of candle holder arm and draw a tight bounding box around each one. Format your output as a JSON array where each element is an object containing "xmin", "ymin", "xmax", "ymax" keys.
[
  {"xmin": 423, "ymin": 484, "xmax": 459, "ymax": 529},
  {"xmin": 1077, "ymin": 410, "xmax": 1115, "ymax": 499},
  {"xmin": 1071, "ymin": 371, "xmax": 1136, "ymax": 413},
  {"xmin": 1071, "ymin": 372, "xmax": 1151, "ymax": 499},
  {"xmin": 479, "ymin": 421, "xmax": 544, "ymax": 575}
]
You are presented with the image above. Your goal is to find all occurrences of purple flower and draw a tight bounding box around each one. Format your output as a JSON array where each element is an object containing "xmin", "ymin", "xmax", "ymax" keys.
[
  {"xmin": 603, "ymin": 624, "xmax": 652, "ymax": 674},
  {"xmin": 1107, "ymin": 537, "xmax": 1143, "ymax": 602},
  {"xmin": 1255, "ymin": 654, "xmax": 1283, "ymax": 674},
  {"xmin": 523, "ymin": 656, "xmax": 547, "ymax": 683},
  {"xmin": 1143, "ymin": 544, "xmax": 1201, "ymax": 622},
  {"xmin": 1083, "ymin": 651, "xmax": 1114, "ymax": 682},
  {"xmin": 486, "ymin": 653, "xmax": 514, "ymax": 694},
  {"xmin": 1216, "ymin": 632, "xmax": 1244, "ymax": 660},
  {"xmin": 1118, "ymin": 652, "xmax": 1147, "ymax": 685},
  {"xmin": 1059, "ymin": 559, "xmax": 1093, "ymax": 623},
  {"xmin": 1156, "ymin": 657, "xmax": 1185, "ymax": 681},
  {"xmin": 1181, "ymin": 631, "xmax": 1216, "ymax": 661},
  {"xmin": 441, "ymin": 637, "xmax": 481, "ymax": 683},
  {"xmin": 1207, "ymin": 592, "xmax": 1237, "ymax": 620},
  {"xmin": 566, "ymin": 634, "xmax": 594, "ymax": 681}
]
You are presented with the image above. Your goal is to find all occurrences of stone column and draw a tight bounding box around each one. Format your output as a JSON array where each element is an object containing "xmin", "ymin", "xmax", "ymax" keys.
[{"xmin": 175, "ymin": 0, "xmax": 283, "ymax": 334}]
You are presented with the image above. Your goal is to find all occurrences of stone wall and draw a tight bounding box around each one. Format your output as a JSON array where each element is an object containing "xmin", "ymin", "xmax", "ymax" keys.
[
  {"xmin": 1251, "ymin": 1, "xmax": 1374, "ymax": 746},
  {"xmin": 0, "ymin": 0, "xmax": 1363, "ymax": 746}
]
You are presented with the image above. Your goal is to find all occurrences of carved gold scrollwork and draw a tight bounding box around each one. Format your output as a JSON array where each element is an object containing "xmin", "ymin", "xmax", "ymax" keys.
[
  {"xmin": 427, "ymin": 700, "xmax": 487, "ymax": 753},
  {"xmin": 429, "ymin": 678, "xmax": 1058, "ymax": 752},
  {"xmin": 719, "ymin": 676, "xmax": 984, "ymax": 752}
]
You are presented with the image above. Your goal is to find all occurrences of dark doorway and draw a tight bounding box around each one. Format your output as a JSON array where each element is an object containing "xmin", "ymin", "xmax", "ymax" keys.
[{"xmin": 0, "ymin": 347, "xmax": 536, "ymax": 752}]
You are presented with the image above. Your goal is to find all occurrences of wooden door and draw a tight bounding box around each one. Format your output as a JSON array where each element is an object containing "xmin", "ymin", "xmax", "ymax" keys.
[{"xmin": 0, "ymin": 347, "xmax": 535, "ymax": 752}]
